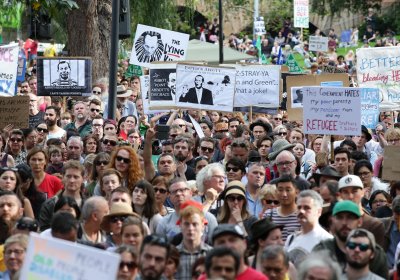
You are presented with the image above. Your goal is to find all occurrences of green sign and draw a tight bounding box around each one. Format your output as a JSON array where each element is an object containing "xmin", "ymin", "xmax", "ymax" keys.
[
  {"xmin": 125, "ymin": 64, "xmax": 143, "ymax": 78},
  {"xmin": 0, "ymin": 2, "xmax": 23, "ymax": 29},
  {"xmin": 286, "ymin": 53, "xmax": 302, "ymax": 73}
]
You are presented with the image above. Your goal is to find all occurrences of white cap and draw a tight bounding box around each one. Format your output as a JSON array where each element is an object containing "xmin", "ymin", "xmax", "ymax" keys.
[{"xmin": 338, "ymin": 175, "xmax": 363, "ymax": 190}]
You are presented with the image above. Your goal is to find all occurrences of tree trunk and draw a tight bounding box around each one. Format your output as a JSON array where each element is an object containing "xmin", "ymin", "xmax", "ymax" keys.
[{"xmin": 66, "ymin": 0, "xmax": 112, "ymax": 82}]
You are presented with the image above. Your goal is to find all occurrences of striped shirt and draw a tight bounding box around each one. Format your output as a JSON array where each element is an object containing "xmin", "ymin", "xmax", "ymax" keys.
[{"xmin": 263, "ymin": 207, "xmax": 300, "ymax": 242}]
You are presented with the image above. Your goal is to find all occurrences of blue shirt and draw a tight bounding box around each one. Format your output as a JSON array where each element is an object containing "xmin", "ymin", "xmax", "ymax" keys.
[
  {"xmin": 245, "ymin": 190, "xmax": 263, "ymax": 217},
  {"xmin": 388, "ymin": 221, "xmax": 400, "ymax": 267}
]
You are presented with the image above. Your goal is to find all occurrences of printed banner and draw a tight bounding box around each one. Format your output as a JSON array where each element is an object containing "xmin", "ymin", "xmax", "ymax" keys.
[
  {"xmin": 293, "ymin": 0, "xmax": 309, "ymax": 28},
  {"xmin": 0, "ymin": 43, "xmax": 19, "ymax": 97},
  {"xmin": 303, "ymin": 87, "xmax": 361, "ymax": 135},
  {"xmin": 357, "ymin": 46, "xmax": 400, "ymax": 102},
  {"xmin": 234, "ymin": 65, "xmax": 280, "ymax": 108},
  {"xmin": 361, "ymin": 88, "xmax": 380, "ymax": 129},
  {"xmin": 176, "ymin": 64, "xmax": 236, "ymax": 112},
  {"xmin": 149, "ymin": 63, "xmax": 177, "ymax": 109},
  {"xmin": 140, "ymin": 75, "xmax": 168, "ymax": 114},
  {"xmin": 20, "ymin": 233, "xmax": 120, "ymax": 280},
  {"xmin": 308, "ymin": 36, "xmax": 328, "ymax": 52},
  {"xmin": 36, "ymin": 57, "xmax": 92, "ymax": 96},
  {"xmin": 130, "ymin": 24, "xmax": 190, "ymax": 68},
  {"xmin": 0, "ymin": 96, "xmax": 29, "ymax": 129}
]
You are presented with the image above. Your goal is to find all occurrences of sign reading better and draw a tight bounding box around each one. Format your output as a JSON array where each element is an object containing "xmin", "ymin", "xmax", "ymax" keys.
[{"xmin": 303, "ymin": 87, "xmax": 361, "ymax": 136}]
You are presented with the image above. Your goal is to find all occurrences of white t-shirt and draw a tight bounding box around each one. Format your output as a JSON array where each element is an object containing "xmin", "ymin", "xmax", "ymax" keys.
[{"xmin": 285, "ymin": 224, "xmax": 333, "ymax": 253}]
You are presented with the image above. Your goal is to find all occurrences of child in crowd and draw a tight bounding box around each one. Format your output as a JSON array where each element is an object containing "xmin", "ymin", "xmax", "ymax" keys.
[{"xmin": 45, "ymin": 146, "xmax": 64, "ymax": 175}]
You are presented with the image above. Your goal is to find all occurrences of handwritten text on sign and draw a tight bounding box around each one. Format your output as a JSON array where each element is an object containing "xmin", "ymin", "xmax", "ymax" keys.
[
  {"xmin": 293, "ymin": 0, "xmax": 309, "ymax": 28},
  {"xmin": 361, "ymin": 88, "xmax": 380, "ymax": 129},
  {"xmin": 0, "ymin": 43, "xmax": 19, "ymax": 96},
  {"xmin": 0, "ymin": 96, "xmax": 29, "ymax": 129},
  {"xmin": 303, "ymin": 87, "xmax": 361, "ymax": 136},
  {"xmin": 234, "ymin": 65, "xmax": 280, "ymax": 108}
]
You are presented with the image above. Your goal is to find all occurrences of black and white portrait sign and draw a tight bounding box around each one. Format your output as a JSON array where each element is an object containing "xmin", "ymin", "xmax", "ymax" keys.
[
  {"xmin": 149, "ymin": 63, "xmax": 177, "ymax": 109},
  {"xmin": 291, "ymin": 86, "xmax": 304, "ymax": 108},
  {"xmin": 176, "ymin": 64, "xmax": 236, "ymax": 112},
  {"xmin": 37, "ymin": 58, "xmax": 92, "ymax": 96},
  {"xmin": 130, "ymin": 24, "xmax": 189, "ymax": 68}
]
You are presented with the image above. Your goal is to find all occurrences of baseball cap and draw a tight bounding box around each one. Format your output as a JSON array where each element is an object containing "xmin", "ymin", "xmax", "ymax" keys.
[
  {"xmin": 212, "ymin": 224, "xmax": 245, "ymax": 245},
  {"xmin": 338, "ymin": 175, "xmax": 363, "ymax": 190},
  {"xmin": 332, "ymin": 200, "xmax": 361, "ymax": 217}
]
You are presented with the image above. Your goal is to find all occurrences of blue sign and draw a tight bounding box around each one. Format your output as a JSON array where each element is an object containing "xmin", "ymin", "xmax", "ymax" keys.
[
  {"xmin": 361, "ymin": 88, "xmax": 380, "ymax": 129},
  {"xmin": 320, "ymin": 81, "xmax": 343, "ymax": 87}
]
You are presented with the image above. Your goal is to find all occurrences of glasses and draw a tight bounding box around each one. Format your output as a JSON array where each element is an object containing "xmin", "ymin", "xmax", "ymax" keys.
[
  {"xmin": 276, "ymin": 161, "xmax": 294, "ymax": 167},
  {"xmin": 265, "ymin": 199, "xmax": 280, "ymax": 205},
  {"xmin": 119, "ymin": 261, "xmax": 136, "ymax": 270},
  {"xmin": 154, "ymin": 187, "xmax": 168, "ymax": 194},
  {"xmin": 10, "ymin": 137, "xmax": 23, "ymax": 143},
  {"xmin": 226, "ymin": 195, "xmax": 244, "ymax": 202},
  {"xmin": 346, "ymin": 241, "xmax": 370, "ymax": 251},
  {"xmin": 91, "ymin": 108, "xmax": 100, "ymax": 113},
  {"xmin": 116, "ymin": 156, "xmax": 131, "ymax": 164},
  {"xmin": 4, "ymin": 249, "xmax": 25, "ymax": 256},
  {"xmin": 201, "ymin": 146, "xmax": 214, "ymax": 152},
  {"xmin": 95, "ymin": 160, "xmax": 109, "ymax": 166},
  {"xmin": 1, "ymin": 167, "xmax": 18, "ymax": 172},
  {"xmin": 274, "ymin": 118, "xmax": 282, "ymax": 121},
  {"xmin": 93, "ymin": 90, "xmax": 101, "ymax": 94},
  {"xmin": 357, "ymin": 171, "xmax": 370, "ymax": 177},
  {"xmin": 111, "ymin": 216, "xmax": 128, "ymax": 223},
  {"xmin": 37, "ymin": 128, "xmax": 48, "ymax": 133},
  {"xmin": 103, "ymin": 139, "xmax": 117, "ymax": 146},
  {"xmin": 16, "ymin": 222, "xmax": 38, "ymax": 232},
  {"xmin": 372, "ymin": 199, "xmax": 387, "ymax": 204},
  {"xmin": 170, "ymin": 187, "xmax": 190, "ymax": 195},
  {"xmin": 278, "ymin": 132, "xmax": 287, "ymax": 136},
  {"xmin": 388, "ymin": 138, "xmax": 400, "ymax": 145},
  {"xmin": 226, "ymin": 166, "xmax": 240, "ymax": 172}
]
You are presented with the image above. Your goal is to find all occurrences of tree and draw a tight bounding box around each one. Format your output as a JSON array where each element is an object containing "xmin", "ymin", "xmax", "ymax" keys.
[{"xmin": 310, "ymin": 0, "xmax": 382, "ymax": 16}]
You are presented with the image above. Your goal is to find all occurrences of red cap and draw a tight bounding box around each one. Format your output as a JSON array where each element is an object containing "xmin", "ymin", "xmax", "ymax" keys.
[{"xmin": 176, "ymin": 200, "xmax": 208, "ymax": 225}]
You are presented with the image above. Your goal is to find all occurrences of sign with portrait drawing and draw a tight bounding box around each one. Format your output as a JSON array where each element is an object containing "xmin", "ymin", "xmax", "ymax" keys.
[
  {"xmin": 130, "ymin": 24, "xmax": 190, "ymax": 68},
  {"xmin": 149, "ymin": 63, "xmax": 177, "ymax": 109},
  {"xmin": 36, "ymin": 57, "xmax": 92, "ymax": 96},
  {"xmin": 176, "ymin": 63, "xmax": 236, "ymax": 112}
]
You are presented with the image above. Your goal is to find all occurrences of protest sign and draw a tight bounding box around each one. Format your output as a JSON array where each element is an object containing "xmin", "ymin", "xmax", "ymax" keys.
[
  {"xmin": 320, "ymin": 81, "xmax": 343, "ymax": 87},
  {"xmin": 303, "ymin": 87, "xmax": 361, "ymax": 135},
  {"xmin": 234, "ymin": 65, "xmax": 280, "ymax": 109},
  {"xmin": 16, "ymin": 49, "xmax": 27, "ymax": 83},
  {"xmin": 140, "ymin": 75, "xmax": 168, "ymax": 115},
  {"xmin": 382, "ymin": 146, "xmax": 400, "ymax": 181},
  {"xmin": 286, "ymin": 54, "xmax": 302, "ymax": 73},
  {"xmin": 254, "ymin": 17, "xmax": 266, "ymax": 36},
  {"xmin": 0, "ymin": 43, "xmax": 19, "ymax": 97},
  {"xmin": 189, "ymin": 115, "xmax": 205, "ymax": 138},
  {"xmin": 36, "ymin": 57, "xmax": 92, "ymax": 96},
  {"xmin": 361, "ymin": 88, "xmax": 380, "ymax": 129},
  {"xmin": 0, "ymin": 96, "xmax": 29, "ymax": 129},
  {"xmin": 308, "ymin": 36, "xmax": 328, "ymax": 52},
  {"xmin": 176, "ymin": 64, "xmax": 236, "ymax": 112},
  {"xmin": 357, "ymin": 46, "xmax": 400, "ymax": 102},
  {"xmin": 294, "ymin": 0, "xmax": 309, "ymax": 28},
  {"xmin": 20, "ymin": 233, "xmax": 120, "ymax": 280},
  {"xmin": 125, "ymin": 64, "xmax": 143, "ymax": 78},
  {"xmin": 320, "ymin": 64, "xmax": 346, "ymax": 74},
  {"xmin": 149, "ymin": 63, "xmax": 177, "ymax": 109},
  {"xmin": 130, "ymin": 24, "xmax": 190, "ymax": 68}
]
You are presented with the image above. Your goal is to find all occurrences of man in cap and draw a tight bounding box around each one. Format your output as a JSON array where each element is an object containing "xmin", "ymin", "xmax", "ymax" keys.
[
  {"xmin": 313, "ymin": 200, "xmax": 388, "ymax": 278},
  {"xmin": 312, "ymin": 166, "xmax": 341, "ymax": 188},
  {"xmin": 337, "ymin": 175, "xmax": 385, "ymax": 248},
  {"xmin": 103, "ymin": 85, "xmax": 137, "ymax": 118},
  {"xmin": 344, "ymin": 229, "xmax": 385, "ymax": 280}
]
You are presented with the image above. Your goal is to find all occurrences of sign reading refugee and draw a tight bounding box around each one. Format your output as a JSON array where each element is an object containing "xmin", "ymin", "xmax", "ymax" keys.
[
  {"xmin": 0, "ymin": 96, "xmax": 29, "ymax": 129},
  {"xmin": 234, "ymin": 65, "xmax": 280, "ymax": 109},
  {"xmin": 20, "ymin": 233, "xmax": 120, "ymax": 280},
  {"xmin": 357, "ymin": 46, "xmax": 400, "ymax": 102},
  {"xmin": 0, "ymin": 43, "xmax": 19, "ymax": 96},
  {"xmin": 293, "ymin": 0, "xmax": 309, "ymax": 28},
  {"xmin": 303, "ymin": 87, "xmax": 361, "ymax": 135},
  {"xmin": 130, "ymin": 24, "xmax": 190, "ymax": 68},
  {"xmin": 149, "ymin": 63, "xmax": 177, "ymax": 109},
  {"xmin": 36, "ymin": 57, "xmax": 92, "ymax": 96},
  {"xmin": 309, "ymin": 36, "xmax": 328, "ymax": 52},
  {"xmin": 361, "ymin": 88, "xmax": 380, "ymax": 129},
  {"xmin": 176, "ymin": 64, "xmax": 236, "ymax": 112}
]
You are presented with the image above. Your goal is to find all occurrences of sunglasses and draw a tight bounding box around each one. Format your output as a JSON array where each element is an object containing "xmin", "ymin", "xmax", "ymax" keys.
[
  {"xmin": 226, "ymin": 166, "xmax": 240, "ymax": 172},
  {"xmin": 119, "ymin": 261, "xmax": 136, "ymax": 270},
  {"xmin": 37, "ymin": 128, "xmax": 48, "ymax": 133},
  {"xmin": 265, "ymin": 199, "xmax": 280, "ymax": 205},
  {"xmin": 16, "ymin": 222, "xmax": 38, "ymax": 232},
  {"xmin": 91, "ymin": 108, "xmax": 100, "ymax": 112},
  {"xmin": 154, "ymin": 187, "xmax": 168, "ymax": 194},
  {"xmin": 226, "ymin": 195, "xmax": 244, "ymax": 202},
  {"xmin": 278, "ymin": 132, "xmax": 287, "ymax": 136},
  {"xmin": 103, "ymin": 139, "xmax": 117, "ymax": 146},
  {"xmin": 10, "ymin": 138, "xmax": 23, "ymax": 143},
  {"xmin": 95, "ymin": 160, "xmax": 109, "ymax": 166},
  {"xmin": 274, "ymin": 118, "xmax": 282, "ymax": 121},
  {"xmin": 1, "ymin": 167, "xmax": 18, "ymax": 172},
  {"xmin": 116, "ymin": 156, "xmax": 131, "ymax": 164},
  {"xmin": 346, "ymin": 241, "xmax": 370, "ymax": 251},
  {"xmin": 111, "ymin": 216, "xmax": 128, "ymax": 223},
  {"xmin": 93, "ymin": 90, "xmax": 101, "ymax": 94},
  {"xmin": 169, "ymin": 134, "xmax": 178, "ymax": 138},
  {"xmin": 201, "ymin": 146, "xmax": 214, "ymax": 152}
]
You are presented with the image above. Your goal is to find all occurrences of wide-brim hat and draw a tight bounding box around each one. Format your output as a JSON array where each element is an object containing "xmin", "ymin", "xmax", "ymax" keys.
[
  {"xmin": 312, "ymin": 166, "xmax": 341, "ymax": 185},
  {"xmin": 268, "ymin": 139, "xmax": 295, "ymax": 160},
  {"xmin": 250, "ymin": 121, "xmax": 273, "ymax": 135},
  {"xmin": 224, "ymin": 181, "xmax": 246, "ymax": 198},
  {"xmin": 250, "ymin": 218, "xmax": 284, "ymax": 242},
  {"xmin": 361, "ymin": 125, "xmax": 372, "ymax": 142},
  {"xmin": 117, "ymin": 85, "xmax": 131, "ymax": 97},
  {"xmin": 100, "ymin": 202, "xmax": 138, "ymax": 232}
]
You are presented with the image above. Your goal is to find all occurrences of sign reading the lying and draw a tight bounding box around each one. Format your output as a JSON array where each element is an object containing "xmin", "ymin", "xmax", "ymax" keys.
[
  {"xmin": 36, "ymin": 57, "xmax": 92, "ymax": 96},
  {"xmin": 130, "ymin": 24, "xmax": 190, "ymax": 68},
  {"xmin": 149, "ymin": 63, "xmax": 177, "ymax": 109},
  {"xmin": 0, "ymin": 96, "xmax": 29, "ymax": 129},
  {"xmin": 176, "ymin": 64, "xmax": 236, "ymax": 112},
  {"xmin": 361, "ymin": 88, "xmax": 380, "ymax": 129},
  {"xmin": 20, "ymin": 233, "xmax": 120, "ymax": 280},
  {"xmin": 234, "ymin": 65, "xmax": 280, "ymax": 109},
  {"xmin": 0, "ymin": 43, "xmax": 19, "ymax": 97},
  {"xmin": 303, "ymin": 87, "xmax": 361, "ymax": 136},
  {"xmin": 357, "ymin": 46, "xmax": 400, "ymax": 102}
]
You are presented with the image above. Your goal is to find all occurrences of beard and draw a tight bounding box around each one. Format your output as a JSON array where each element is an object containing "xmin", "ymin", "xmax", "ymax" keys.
[
  {"xmin": 45, "ymin": 118, "xmax": 56, "ymax": 127},
  {"xmin": 175, "ymin": 153, "xmax": 186, "ymax": 162},
  {"xmin": 346, "ymin": 255, "xmax": 370, "ymax": 269}
]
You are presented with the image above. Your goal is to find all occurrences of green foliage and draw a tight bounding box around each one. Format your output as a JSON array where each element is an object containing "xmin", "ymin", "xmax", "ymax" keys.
[
  {"xmin": 262, "ymin": 0, "xmax": 292, "ymax": 33},
  {"xmin": 310, "ymin": 0, "xmax": 381, "ymax": 16}
]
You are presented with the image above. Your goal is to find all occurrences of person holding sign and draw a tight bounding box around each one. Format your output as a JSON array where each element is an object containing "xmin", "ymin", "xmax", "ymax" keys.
[{"xmin": 179, "ymin": 75, "xmax": 213, "ymax": 105}]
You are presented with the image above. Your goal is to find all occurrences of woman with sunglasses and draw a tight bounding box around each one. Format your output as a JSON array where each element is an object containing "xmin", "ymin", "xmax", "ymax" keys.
[
  {"xmin": 217, "ymin": 181, "xmax": 257, "ymax": 237},
  {"xmin": 100, "ymin": 169, "xmax": 122, "ymax": 201},
  {"xmin": 35, "ymin": 122, "xmax": 48, "ymax": 147},
  {"xmin": 225, "ymin": 157, "xmax": 246, "ymax": 183},
  {"xmin": 115, "ymin": 245, "xmax": 138, "ymax": 280},
  {"xmin": 151, "ymin": 176, "xmax": 174, "ymax": 217},
  {"xmin": 0, "ymin": 167, "xmax": 34, "ymax": 218},
  {"xmin": 132, "ymin": 180, "xmax": 162, "ymax": 233},
  {"xmin": 82, "ymin": 134, "xmax": 99, "ymax": 157},
  {"xmin": 259, "ymin": 184, "xmax": 279, "ymax": 219},
  {"xmin": 86, "ymin": 152, "xmax": 110, "ymax": 196},
  {"xmin": 6, "ymin": 129, "xmax": 26, "ymax": 166},
  {"xmin": 108, "ymin": 146, "xmax": 143, "ymax": 193},
  {"xmin": 0, "ymin": 133, "xmax": 14, "ymax": 167},
  {"xmin": 273, "ymin": 125, "xmax": 288, "ymax": 141}
]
